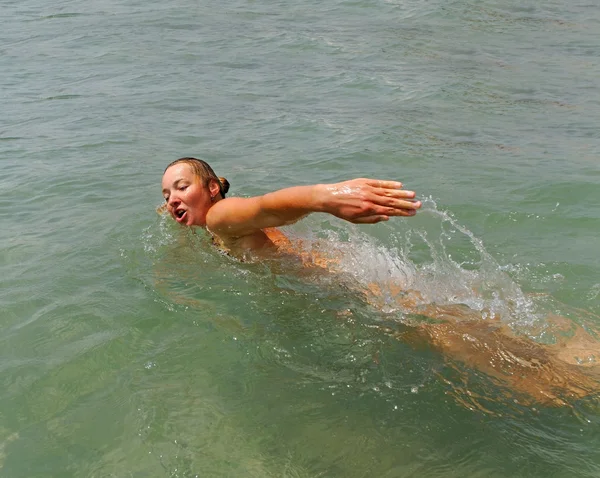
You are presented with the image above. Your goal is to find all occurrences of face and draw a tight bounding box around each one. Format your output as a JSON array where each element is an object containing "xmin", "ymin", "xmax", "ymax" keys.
[{"xmin": 161, "ymin": 163, "xmax": 215, "ymax": 226}]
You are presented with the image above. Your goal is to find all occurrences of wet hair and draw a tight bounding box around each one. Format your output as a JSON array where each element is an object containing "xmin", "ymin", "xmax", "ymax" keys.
[{"xmin": 165, "ymin": 157, "xmax": 230, "ymax": 198}]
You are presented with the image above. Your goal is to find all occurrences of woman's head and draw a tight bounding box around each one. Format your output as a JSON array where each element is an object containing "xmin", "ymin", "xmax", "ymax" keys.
[{"xmin": 161, "ymin": 157, "xmax": 230, "ymax": 226}]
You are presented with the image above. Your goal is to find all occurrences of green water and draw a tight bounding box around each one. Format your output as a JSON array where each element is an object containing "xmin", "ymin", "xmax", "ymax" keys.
[{"xmin": 1, "ymin": 0, "xmax": 599, "ymax": 476}]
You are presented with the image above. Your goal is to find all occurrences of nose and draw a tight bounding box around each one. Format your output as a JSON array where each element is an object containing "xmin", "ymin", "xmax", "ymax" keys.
[{"xmin": 167, "ymin": 194, "xmax": 180, "ymax": 208}]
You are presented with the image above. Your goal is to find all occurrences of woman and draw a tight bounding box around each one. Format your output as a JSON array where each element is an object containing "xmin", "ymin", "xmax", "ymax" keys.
[
  {"xmin": 161, "ymin": 157, "xmax": 421, "ymax": 256},
  {"xmin": 160, "ymin": 157, "xmax": 600, "ymax": 408}
]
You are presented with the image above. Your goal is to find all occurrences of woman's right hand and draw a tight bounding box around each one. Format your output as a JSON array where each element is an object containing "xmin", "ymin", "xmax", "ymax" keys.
[{"xmin": 318, "ymin": 178, "xmax": 421, "ymax": 224}]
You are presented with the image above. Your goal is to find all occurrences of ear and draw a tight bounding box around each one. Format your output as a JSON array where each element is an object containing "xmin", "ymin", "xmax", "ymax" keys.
[{"xmin": 208, "ymin": 179, "xmax": 221, "ymax": 198}]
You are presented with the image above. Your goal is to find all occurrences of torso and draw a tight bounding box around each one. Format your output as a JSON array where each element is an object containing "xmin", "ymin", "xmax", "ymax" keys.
[
  {"xmin": 213, "ymin": 227, "xmax": 332, "ymax": 268},
  {"xmin": 211, "ymin": 228, "xmax": 290, "ymax": 256}
]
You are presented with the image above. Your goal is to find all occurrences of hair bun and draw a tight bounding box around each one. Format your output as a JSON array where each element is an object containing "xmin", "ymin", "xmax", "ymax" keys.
[{"xmin": 218, "ymin": 177, "xmax": 230, "ymax": 195}]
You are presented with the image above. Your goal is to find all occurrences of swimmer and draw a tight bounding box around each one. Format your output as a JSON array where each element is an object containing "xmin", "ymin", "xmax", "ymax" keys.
[
  {"xmin": 160, "ymin": 157, "xmax": 600, "ymax": 408},
  {"xmin": 161, "ymin": 157, "xmax": 421, "ymax": 256}
]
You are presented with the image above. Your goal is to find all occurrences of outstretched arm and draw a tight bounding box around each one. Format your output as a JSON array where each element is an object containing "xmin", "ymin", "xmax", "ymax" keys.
[{"xmin": 206, "ymin": 178, "xmax": 421, "ymax": 239}]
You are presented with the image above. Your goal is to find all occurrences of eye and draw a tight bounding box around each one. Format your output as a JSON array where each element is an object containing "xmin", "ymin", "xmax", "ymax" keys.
[{"xmin": 178, "ymin": 185, "xmax": 188, "ymax": 191}]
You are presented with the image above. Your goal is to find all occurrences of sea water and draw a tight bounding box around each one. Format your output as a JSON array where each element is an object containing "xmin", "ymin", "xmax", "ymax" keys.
[{"xmin": 1, "ymin": 0, "xmax": 599, "ymax": 476}]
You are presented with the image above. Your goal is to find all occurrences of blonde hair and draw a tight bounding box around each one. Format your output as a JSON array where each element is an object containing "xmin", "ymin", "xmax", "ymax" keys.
[{"xmin": 165, "ymin": 157, "xmax": 230, "ymax": 197}]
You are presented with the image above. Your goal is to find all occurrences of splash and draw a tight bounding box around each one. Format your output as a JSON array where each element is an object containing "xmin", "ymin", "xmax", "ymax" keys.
[
  {"xmin": 291, "ymin": 197, "xmax": 540, "ymax": 329},
  {"xmin": 285, "ymin": 201, "xmax": 600, "ymax": 408},
  {"xmin": 141, "ymin": 209, "xmax": 178, "ymax": 255}
]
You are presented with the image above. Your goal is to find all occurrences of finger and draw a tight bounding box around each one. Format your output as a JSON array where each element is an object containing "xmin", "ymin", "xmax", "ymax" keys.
[
  {"xmin": 381, "ymin": 207, "xmax": 418, "ymax": 217},
  {"xmin": 364, "ymin": 179, "xmax": 404, "ymax": 189},
  {"xmin": 394, "ymin": 199, "xmax": 422, "ymax": 210},
  {"xmin": 373, "ymin": 188, "xmax": 417, "ymax": 200},
  {"xmin": 352, "ymin": 215, "xmax": 390, "ymax": 224},
  {"xmin": 370, "ymin": 197, "xmax": 422, "ymax": 211}
]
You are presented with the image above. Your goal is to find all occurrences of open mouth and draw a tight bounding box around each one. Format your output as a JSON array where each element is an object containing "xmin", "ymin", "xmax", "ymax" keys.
[{"xmin": 175, "ymin": 209, "xmax": 187, "ymax": 222}]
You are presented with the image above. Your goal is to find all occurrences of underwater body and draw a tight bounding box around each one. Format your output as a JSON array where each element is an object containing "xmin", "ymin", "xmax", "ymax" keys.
[{"xmin": 1, "ymin": 0, "xmax": 600, "ymax": 476}]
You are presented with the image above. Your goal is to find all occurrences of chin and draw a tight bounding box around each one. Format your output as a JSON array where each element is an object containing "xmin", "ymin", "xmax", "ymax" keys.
[{"xmin": 187, "ymin": 216, "xmax": 204, "ymax": 227}]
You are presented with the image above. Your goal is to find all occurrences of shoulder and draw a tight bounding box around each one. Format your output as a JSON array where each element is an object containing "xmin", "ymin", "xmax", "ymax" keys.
[{"xmin": 205, "ymin": 196, "xmax": 263, "ymax": 237}]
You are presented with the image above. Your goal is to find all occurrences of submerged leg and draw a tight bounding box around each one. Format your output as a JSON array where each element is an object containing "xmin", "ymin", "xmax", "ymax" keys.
[{"xmin": 367, "ymin": 285, "xmax": 600, "ymax": 406}]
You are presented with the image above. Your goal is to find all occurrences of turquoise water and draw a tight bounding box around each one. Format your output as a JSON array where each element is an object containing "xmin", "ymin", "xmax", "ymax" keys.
[{"xmin": 1, "ymin": 0, "xmax": 600, "ymax": 476}]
